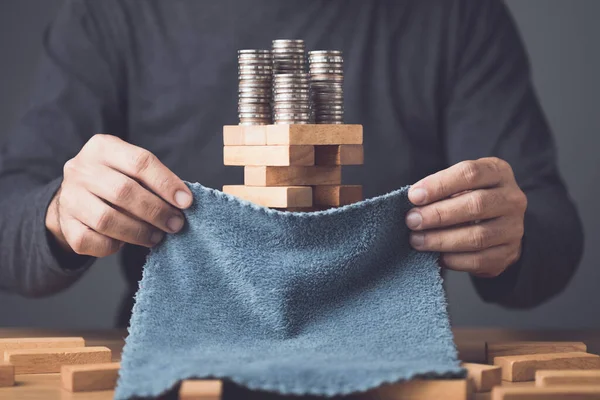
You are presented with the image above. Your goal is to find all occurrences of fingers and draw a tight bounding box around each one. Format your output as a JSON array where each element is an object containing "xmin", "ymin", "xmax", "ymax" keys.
[
  {"xmin": 62, "ymin": 187, "xmax": 164, "ymax": 248},
  {"xmin": 409, "ymin": 216, "xmax": 522, "ymax": 253},
  {"xmin": 82, "ymin": 164, "xmax": 185, "ymax": 234},
  {"xmin": 405, "ymin": 188, "xmax": 513, "ymax": 230},
  {"xmin": 85, "ymin": 135, "xmax": 193, "ymax": 209},
  {"xmin": 409, "ymin": 157, "xmax": 512, "ymax": 206},
  {"xmin": 440, "ymin": 243, "xmax": 522, "ymax": 278},
  {"xmin": 59, "ymin": 216, "xmax": 122, "ymax": 258}
]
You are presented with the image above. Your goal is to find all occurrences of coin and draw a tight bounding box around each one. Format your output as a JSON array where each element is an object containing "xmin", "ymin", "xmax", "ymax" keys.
[
  {"xmin": 238, "ymin": 112, "xmax": 272, "ymax": 118},
  {"xmin": 309, "ymin": 50, "xmax": 342, "ymax": 56},
  {"xmin": 273, "ymin": 103, "xmax": 311, "ymax": 110}
]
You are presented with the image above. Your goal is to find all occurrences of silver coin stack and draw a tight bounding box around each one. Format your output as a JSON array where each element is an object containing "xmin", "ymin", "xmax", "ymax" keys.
[
  {"xmin": 272, "ymin": 73, "xmax": 311, "ymax": 124},
  {"xmin": 271, "ymin": 39, "xmax": 307, "ymax": 74},
  {"xmin": 238, "ymin": 50, "xmax": 273, "ymax": 125},
  {"xmin": 309, "ymin": 50, "xmax": 344, "ymax": 124}
]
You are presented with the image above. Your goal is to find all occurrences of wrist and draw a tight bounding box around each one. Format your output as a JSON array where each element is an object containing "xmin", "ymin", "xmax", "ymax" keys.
[{"xmin": 44, "ymin": 191, "xmax": 71, "ymax": 253}]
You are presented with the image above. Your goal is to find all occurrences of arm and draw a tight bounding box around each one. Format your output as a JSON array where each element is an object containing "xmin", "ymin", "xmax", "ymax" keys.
[
  {"xmin": 443, "ymin": 0, "xmax": 583, "ymax": 307},
  {"xmin": 0, "ymin": 0, "xmax": 125, "ymax": 296}
]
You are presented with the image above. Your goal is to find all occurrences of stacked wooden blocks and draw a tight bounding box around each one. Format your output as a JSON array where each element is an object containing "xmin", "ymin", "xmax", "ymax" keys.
[{"xmin": 223, "ymin": 124, "xmax": 363, "ymax": 210}]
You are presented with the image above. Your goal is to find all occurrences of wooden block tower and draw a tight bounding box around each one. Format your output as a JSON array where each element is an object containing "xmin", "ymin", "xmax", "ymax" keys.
[{"xmin": 223, "ymin": 124, "xmax": 364, "ymax": 211}]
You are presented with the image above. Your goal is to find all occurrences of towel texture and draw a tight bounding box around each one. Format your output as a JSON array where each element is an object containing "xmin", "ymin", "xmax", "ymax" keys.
[{"xmin": 115, "ymin": 183, "xmax": 464, "ymax": 399}]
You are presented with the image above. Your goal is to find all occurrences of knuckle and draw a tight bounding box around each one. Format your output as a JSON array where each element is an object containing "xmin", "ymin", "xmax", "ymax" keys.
[
  {"xmin": 516, "ymin": 191, "xmax": 528, "ymax": 211},
  {"xmin": 145, "ymin": 201, "xmax": 166, "ymax": 222},
  {"xmin": 467, "ymin": 192, "xmax": 485, "ymax": 218},
  {"xmin": 132, "ymin": 150, "xmax": 155, "ymax": 175},
  {"xmin": 63, "ymin": 158, "xmax": 78, "ymax": 177},
  {"xmin": 113, "ymin": 179, "xmax": 134, "ymax": 202},
  {"xmin": 134, "ymin": 224, "xmax": 151, "ymax": 243},
  {"xmin": 87, "ymin": 134, "xmax": 108, "ymax": 149},
  {"xmin": 155, "ymin": 175, "xmax": 173, "ymax": 193},
  {"xmin": 69, "ymin": 230, "xmax": 90, "ymax": 255},
  {"xmin": 431, "ymin": 206, "xmax": 444, "ymax": 226},
  {"xmin": 460, "ymin": 160, "xmax": 481, "ymax": 185},
  {"xmin": 94, "ymin": 209, "xmax": 115, "ymax": 232},
  {"xmin": 470, "ymin": 254, "xmax": 486, "ymax": 273},
  {"xmin": 471, "ymin": 226, "xmax": 490, "ymax": 250},
  {"xmin": 488, "ymin": 157, "xmax": 505, "ymax": 172}
]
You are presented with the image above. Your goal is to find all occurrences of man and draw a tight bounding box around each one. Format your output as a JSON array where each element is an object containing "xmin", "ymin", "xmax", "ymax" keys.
[{"xmin": 0, "ymin": 0, "xmax": 583, "ymax": 327}]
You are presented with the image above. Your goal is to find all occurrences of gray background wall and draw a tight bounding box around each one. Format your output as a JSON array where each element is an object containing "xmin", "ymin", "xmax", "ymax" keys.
[{"xmin": 0, "ymin": 0, "xmax": 598, "ymax": 329}]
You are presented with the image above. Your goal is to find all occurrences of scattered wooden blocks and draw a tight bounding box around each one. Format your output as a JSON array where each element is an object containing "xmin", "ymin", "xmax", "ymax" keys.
[
  {"xmin": 179, "ymin": 379, "xmax": 223, "ymax": 400},
  {"xmin": 61, "ymin": 362, "xmax": 120, "ymax": 392},
  {"xmin": 223, "ymin": 185, "xmax": 313, "ymax": 208},
  {"xmin": 244, "ymin": 166, "xmax": 341, "ymax": 186},
  {"xmin": 486, "ymin": 342, "xmax": 587, "ymax": 364},
  {"xmin": 224, "ymin": 145, "xmax": 314, "ymax": 166},
  {"xmin": 266, "ymin": 124, "xmax": 363, "ymax": 145},
  {"xmin": 462, "ymin": 362, "xmax": 502, "ymax": 392},
  {"xmin": 0, "ymin": 337, "xmax": 85, "ymax": 352},
  {"xmin": 313, "ymin": 185, "xmax": 363, "ymax": 206},
  {"xmin": 314, "ymin": 144, "xmax": 364, "ymax": 165},
  {"xmin": 0, "ymin": 362, "xmax": 14, "ymax": 387},
  {"xmin": 494, "ymin": 352, "xmax": 600, "ymax": 382},
  {"xmin": 536, "ymin": 369, "xmax": 600, "ymax": 387},
  {"xmin": 491, "ymin": 385, "xmax": 600, "ymax": 399},
  {"xmin": 4, "ymin": 346, "xmax": 111, "ymax": 374},
  {"xmin": 357, "ymin": 379, "xmax": 471, "ymax": 400}
]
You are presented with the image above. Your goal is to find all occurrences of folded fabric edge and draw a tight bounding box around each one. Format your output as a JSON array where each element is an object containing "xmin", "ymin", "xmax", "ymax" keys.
[
  {"xmin": 115, "ymin": 366, "xmax": 466, "ymax": 399},
  {"xmin": 186, "ymin": 182, "xmax": 412, "ymax": 218}
]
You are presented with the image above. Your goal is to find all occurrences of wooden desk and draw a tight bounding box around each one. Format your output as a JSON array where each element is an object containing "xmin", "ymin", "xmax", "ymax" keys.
[{"xmin": 0, "ymin": 328, "xmax": 598, "ymax": 399}]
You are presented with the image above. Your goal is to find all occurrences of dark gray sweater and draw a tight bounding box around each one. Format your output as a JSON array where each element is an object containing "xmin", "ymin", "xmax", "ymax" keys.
[{"xmin": 0, "ymin": 0, "xmax": 583, "ymax": 327}]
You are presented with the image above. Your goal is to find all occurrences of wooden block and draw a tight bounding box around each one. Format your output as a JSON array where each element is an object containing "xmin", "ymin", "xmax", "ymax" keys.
[
  {"xmin": 266, "ymin": 124, "xmax": 362, "ymax": 145},
  {"xmin": 491, "ymin": 385, "xmax": 600, "ymax": 399},
  {"xmin": 536, "ymin": 370, "xmax": 600, "ymax": 386},
  {"xmin": 180, "ymin": 380, "xmax": 223, "ymax": 400},
  {"xmin": 223, "ymin": 185, "xmax": 312, "ymax": 208},
  {"xmin": 0, "ymin": 337, "xmax": 85, "ymax": 352},
  {"xmin": 315, "ymin": 144, "xmax": 364, "ymax": 165},
  {"xmin": 223, "ymin": 145, "xmax": 314, "ymax": 166},
  {"xmin": 276, "ymin": 206, "xmax": 332, "ymax": 212},
  {"xmin": 223, "ymin": 125, "xmax": 267, "ymax": 145},
  {"xmin": 4, "ymin": 346, "xmax": 111, "ymax": 374},
  {"xmin": 313, "ymin": 185, "xmax": 362, "ymax": 206},
  {"xmin": 357, "ymin": 379, "xmax": 471, "ymax": 400},
  {"xmin": 0, "ymin": 362, "xmax": 14, "ymax": 387},
  {"xmin": 61, "ymin": 362, "xmax": 120, "ymax": 392},
  {"xmin": 494, "ymin": 352, "xmax": 600, "ymax": 382},
  {"xmin": 486, "ymin": 342, "xmax": 587, "ymax": 364},
  {"xmin": 463, "ymin": 362, "xmax": 502, "ymax": 392},
  {"xmin": 244, "ymin": 166, "xmax": 341, "ymax": 186}
]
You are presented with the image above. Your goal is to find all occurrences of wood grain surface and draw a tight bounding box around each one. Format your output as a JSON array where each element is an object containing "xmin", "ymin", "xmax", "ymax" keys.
[{"xmin": 494, "ymin": 352, "xmax": 600, "ymax": 382}]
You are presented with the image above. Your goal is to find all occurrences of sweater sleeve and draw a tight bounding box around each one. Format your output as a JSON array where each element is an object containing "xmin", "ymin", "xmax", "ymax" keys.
[
  {"xmin": 0, "ymin": 0, "xmax": 125, "ymax": 297},
  {"xmin": 443, "ymin": 0, "xmax": 584, "ymax": 308}
]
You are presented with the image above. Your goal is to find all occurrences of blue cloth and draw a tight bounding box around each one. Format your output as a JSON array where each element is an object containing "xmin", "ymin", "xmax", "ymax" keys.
[{"xmin": 115, "ymin": 183, "xmax": 464, "ymax": 399}]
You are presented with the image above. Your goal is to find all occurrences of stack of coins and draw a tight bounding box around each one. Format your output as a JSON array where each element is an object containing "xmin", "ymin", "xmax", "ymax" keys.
[
  {"xmin": 272, "ymin": 73, "xmax": 311, "ymax": 124},
  {"xmin": 272, "ymin": 40, "xmax": 307, "ymax": 74},
  {"xmin": 238, "ymin": 50, "xmax": 273, "ymax": 125},
  {"xmin": 309, "ymin": 50, "xmax": 344, "ymax": 124}
]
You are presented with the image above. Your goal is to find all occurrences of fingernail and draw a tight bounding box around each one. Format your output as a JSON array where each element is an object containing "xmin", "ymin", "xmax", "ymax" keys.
[
  {"xmin": 167, "ymin": 216, "xmax": 184, "ymax": 232},
  {"xmin": 409, "ymin": 187, "xmax": 427, "ymax": 205},
  {"xmin": 150, "ymin": 231, "xmax": 164, "ymax": 245},
  {"xmin": 410, "ymin": 233, "xmax": 425, "ymax": 248},
  {"xmin": 405, "ymin": 211, "xmax": 422, "ymax": 229},
  {"xmin": 175, "ymin": 190, "xmax": 192, "ymax": 208}
]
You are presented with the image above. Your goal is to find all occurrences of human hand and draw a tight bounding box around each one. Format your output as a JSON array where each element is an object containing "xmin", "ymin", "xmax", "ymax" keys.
[
  {"xmin": 45, "ymin": 134, "xmax": 193, "ymax": 257},
  {"xmin": 405, "ymin": 157, "xmax": 527, "ymax": 277}
]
